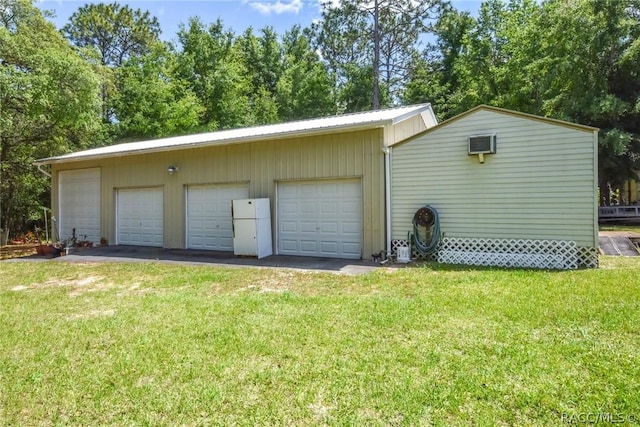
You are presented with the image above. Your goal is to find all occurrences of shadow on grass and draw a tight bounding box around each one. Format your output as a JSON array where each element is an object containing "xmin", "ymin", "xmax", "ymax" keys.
[{"xmin": 409, "ymin": 259, "xmax": 576, "ymax": 273}]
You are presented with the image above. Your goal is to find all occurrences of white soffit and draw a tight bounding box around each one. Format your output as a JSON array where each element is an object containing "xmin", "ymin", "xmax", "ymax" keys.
[{"xmin": 36, "ymin": 104, "xmax": 434, "ymax": 164}]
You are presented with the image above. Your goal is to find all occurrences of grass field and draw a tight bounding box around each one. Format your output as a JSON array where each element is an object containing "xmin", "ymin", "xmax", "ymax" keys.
[{"xmin": 1, "ymin": 258, "xmax": 639, "ymax": 425}]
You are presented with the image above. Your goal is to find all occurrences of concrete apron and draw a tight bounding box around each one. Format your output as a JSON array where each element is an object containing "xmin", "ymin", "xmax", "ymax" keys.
[{"xmin": 47, "ymin": 245, "xmax": 381, "ymax": 275}]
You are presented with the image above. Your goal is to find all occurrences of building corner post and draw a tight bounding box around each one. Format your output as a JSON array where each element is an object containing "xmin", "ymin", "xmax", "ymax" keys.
[{"xmin": 382, "ymin": 145, "xmax": 391, "ymax": 257}]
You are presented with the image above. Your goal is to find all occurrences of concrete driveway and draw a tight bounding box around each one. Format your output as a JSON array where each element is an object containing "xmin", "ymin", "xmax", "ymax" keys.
[{"xmin": 8, "ymin": 245, "xmax": 381, "ymax": 275}]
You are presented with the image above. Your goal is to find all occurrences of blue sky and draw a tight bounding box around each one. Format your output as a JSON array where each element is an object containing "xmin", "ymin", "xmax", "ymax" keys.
[{"xmin": 38, "ymin": 0, "xmax": 481, "ymax": 42}]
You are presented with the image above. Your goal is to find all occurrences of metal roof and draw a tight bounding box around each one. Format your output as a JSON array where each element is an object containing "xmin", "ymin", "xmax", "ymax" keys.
[{"xmin": 36, "ymin": 104, "xmax": 435, "ymax": 165}]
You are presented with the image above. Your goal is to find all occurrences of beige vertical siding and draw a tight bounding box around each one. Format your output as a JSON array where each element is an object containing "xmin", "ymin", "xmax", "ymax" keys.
[
  {"xmin": 391, "ymin": 109, "xmax": 598, "ymax": 247},
  {"xmin": 51, "ymin": 128, "xmax": 385, "ymax": 258},
  {"xmin": 385, "ymin": 115, "xmax": 430, "ymax": 145}
]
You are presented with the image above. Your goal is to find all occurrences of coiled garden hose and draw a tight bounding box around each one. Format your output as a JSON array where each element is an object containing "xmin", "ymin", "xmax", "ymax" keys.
[{"xmin": 411, "ymin": 205, "xmax": 441, "ymax": 254}]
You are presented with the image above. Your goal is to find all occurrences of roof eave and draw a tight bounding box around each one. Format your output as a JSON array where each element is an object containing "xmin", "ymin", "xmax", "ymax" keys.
[
  {"xmin": 389, "ymin": 103, "xmax": 433, "ymax": 124},
  {"xmin": 35, "ymin": 121, "xmax": 393, "ymax": 166}
]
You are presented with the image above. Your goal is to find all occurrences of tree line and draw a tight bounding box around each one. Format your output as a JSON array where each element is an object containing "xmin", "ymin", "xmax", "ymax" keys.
[{"xmin": 1, "ymin": 0, "xmax": 639, "ymax": 236}]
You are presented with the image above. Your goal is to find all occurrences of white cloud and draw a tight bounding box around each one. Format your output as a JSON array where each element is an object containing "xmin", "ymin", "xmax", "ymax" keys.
[{"xmin": 245, "ymin": 0, "xmax": 303, "ymax": 15}]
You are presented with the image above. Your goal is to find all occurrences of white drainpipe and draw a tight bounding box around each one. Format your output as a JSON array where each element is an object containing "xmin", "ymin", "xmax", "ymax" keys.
[{"xmin": 382, "ymin": 146, "xmax": 391, "ymax": 257}]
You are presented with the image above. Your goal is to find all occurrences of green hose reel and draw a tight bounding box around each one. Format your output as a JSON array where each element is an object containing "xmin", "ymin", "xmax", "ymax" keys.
[{"xmin": 411, "ymin": 205, "xmax": 441, "ymax": 255}]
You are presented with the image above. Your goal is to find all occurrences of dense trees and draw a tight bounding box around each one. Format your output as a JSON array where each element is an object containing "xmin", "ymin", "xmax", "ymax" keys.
[
  {"xmin": 0, "ymin": 0, "xmax": 102, "ymax": 235},
  {"xmin": 406, "ymin": 0, "xmax": 640, "ymax": 204},
  {"xmin": 2, "ymin": 0, "xmax": 640, "ymax": 236},
  {"xmin": 115, "ymin": 42, "xmax": 203, "ymax": 139},
  {"xmin": 277, "ymin": 25, "xmax": 336, "ymax": 120},
  {"xmin": 62, "ymin": 2, "xmax": 160, "ymax": 67},
  {"xmin": 62, "ymin": 2, "xmax": 161, "ymax": 124},
  {"xmin": 312, "ymin": 0, "xmax": 442, "ymax": 110},
  {"xmin": 176, "ymin": 17, "xmax": 252, "ymax": 130}
]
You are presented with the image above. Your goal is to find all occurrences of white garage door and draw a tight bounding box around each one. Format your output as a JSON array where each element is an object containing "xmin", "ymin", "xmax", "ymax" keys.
[
  {"xmin": 117, "ymin": 188, "xmax": 163, "ymax": 247},
  {"xmin": 186, "ymin": 184, "xmax": 249, "ymax": 251},
  {"xmin": 59, "ymin": 168, "xmax": 101, "ymax": 244},
  {"xmin": 278, "ymin": 180, "xmax": 362, "ymax": 259}
]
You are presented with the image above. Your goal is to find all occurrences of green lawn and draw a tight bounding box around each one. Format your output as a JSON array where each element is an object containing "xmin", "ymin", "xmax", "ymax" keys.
[{"xmin": 1, "ymin": 258, "xmax": 639, "ymax": 426}]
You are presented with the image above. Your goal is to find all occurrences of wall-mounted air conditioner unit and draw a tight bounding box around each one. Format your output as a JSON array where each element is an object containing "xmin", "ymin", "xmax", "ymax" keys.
[
  {"xmin": 468, "ymin": 134, "xmax": 496, "ymax": 154},
  {"xmin": 468, "ymin": 134, "xmax": 496, "ymax": 163}
]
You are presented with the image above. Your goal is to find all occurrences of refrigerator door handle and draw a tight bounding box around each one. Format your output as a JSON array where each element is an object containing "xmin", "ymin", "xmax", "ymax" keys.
[{"xmin": 231, "ymin": 203, "xmax": 235, "ymax": 237}]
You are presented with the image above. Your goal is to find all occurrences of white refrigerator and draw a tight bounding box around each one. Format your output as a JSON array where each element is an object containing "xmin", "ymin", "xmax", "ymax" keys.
[{"xmin": 232, "ymin": 198, "xmax": 273, "ymax": 259}]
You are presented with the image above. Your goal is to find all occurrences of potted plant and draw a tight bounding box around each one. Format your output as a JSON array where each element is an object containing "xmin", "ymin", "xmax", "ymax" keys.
[{"xmin": 34, "ymin": 226, "xmax": 61, "ymax": 257}]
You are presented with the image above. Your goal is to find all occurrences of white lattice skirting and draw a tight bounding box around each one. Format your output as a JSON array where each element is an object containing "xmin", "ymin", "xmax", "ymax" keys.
[{"xmin": 392, "ymin": 238, "xmax": 598, "ymax": 269}]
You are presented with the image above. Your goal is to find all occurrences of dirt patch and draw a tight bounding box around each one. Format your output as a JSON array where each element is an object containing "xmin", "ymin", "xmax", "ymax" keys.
[
  {"xmin": 41, "ymin": 275, "xmax": 106, "ymax": 288},
  {"xmin": 246, "ymin": 284, "xmax": 289, "ymax": 293},
  {"xmin": 9, "ymin": 276, "xmax": 113, "ymax": 294},
  {"xmin": 241, "ymin": 270, "xmax": 310, "ymax": 293},
  {"xmin": 116, "ymin": 283, "xmax": 154, "ymax": 297},
  {"xmin": 16, "ymin": 275, "xmax": 117, "ymax": 297},
  {"xmin": 10, "ymin": 275, "xmax": 154, "ymax": 297}
]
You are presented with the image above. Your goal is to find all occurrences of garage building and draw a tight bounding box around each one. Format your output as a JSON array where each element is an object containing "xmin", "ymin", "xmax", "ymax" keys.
[
  {"xmin": 37, "ymin": 105, "xmax": 437, "ymax": 259},
  {"xmin": 37, "ymin": 104, "xmax": 599, "ymax": 269}
]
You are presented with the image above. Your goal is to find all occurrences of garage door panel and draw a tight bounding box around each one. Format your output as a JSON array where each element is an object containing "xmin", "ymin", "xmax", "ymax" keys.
[
  {"xmin": 300, "ymin": 183, "xmax": 317, "ymax": 192},
  {"xmin": 278, "ymin": 180, "xmax": 362, "ymax": 259},
  {"xmin": 320, "ymin": 222, "xmax": 338, "ymax": 233},
  {"xmin": 117, "ymin": 188, "xmax": 163, "ymax": 247},
  {"xmin": 300, "ymin": 221, "xmax": 318, "ymax": 233},
  {"xmin": 317, "ymin": 183, "xmax": 333, "ymax": 193},
  {"xmin": 280, "ymin": 184, "xmax": 298, "ymax": 195},
  {"xmin": 280, "ymin": 240, "xmax": 298, "ymax": 251},
  {"xmin": 280, "ymin": 221, "xmax": 297, "ymax": 232},
  {"xmin": 186, "ymin": 184, "xmax": 248, "ymax": 251},
  {"xmin": 281, "ymin": 203, "xmax": 298, "ymax": 214},
  {"xmin": 321, "ymin": 241, "xmax": 338, "ymax": 253},
  {"xmin": 342, "ymin": 222, "xmax": 360, "ymax": 234},
  {"xmin": 321, "ymin": 202, "xmax": 338, "ymax": 214},
  {"xmin": 342, "ymin": 243, "xmax": 361, "ymax": 256},
  {"xmin": 301, "ymin": 202, "xmax": 318, "ymax": 214},
  {"xmin": 219, "ymin": 236, "xmax": 233, "ymax": 248},
  {"xmin": 219, "ymin": 222, "xmax": 233, "ymax": 232},
  {"xmin": 342, "ymin": 201, "xmax": 360, "ymax": 214},
  {"xmin": 59, "ymin": 168, "xmax": 101, "ymax": 244},
  {"xmin": 300, "ymin": 240, "xmax": 318, "ymax": 253}
]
